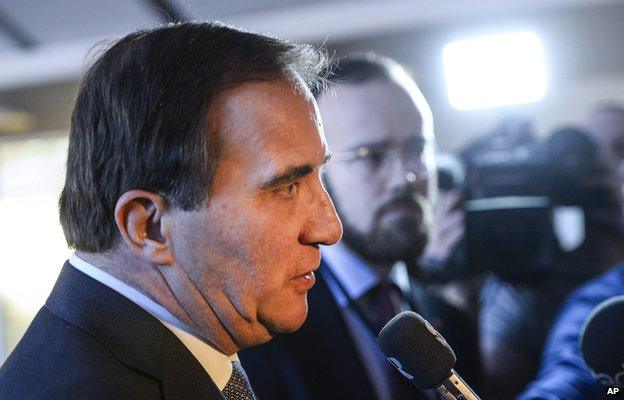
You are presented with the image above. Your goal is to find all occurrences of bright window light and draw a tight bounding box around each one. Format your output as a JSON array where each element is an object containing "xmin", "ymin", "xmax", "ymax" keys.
[{"xmin": 443, "ymin": 31, "xmax": 547, "ymax": 110}]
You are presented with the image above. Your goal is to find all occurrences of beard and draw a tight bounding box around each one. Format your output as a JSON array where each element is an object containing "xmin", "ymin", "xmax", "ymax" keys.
[{"xmin": 329, "ymin": 183, "xmax": 432, "ymax": 265}]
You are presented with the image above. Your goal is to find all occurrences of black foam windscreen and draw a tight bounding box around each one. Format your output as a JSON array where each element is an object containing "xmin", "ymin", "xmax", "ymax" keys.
[
  {"xmin": 378, "ymin": 311, "xmax": 457, "ymax": 389},
  {"xmin": 580, "ymin": 295, "xmax": 624, "ymax": 387}
]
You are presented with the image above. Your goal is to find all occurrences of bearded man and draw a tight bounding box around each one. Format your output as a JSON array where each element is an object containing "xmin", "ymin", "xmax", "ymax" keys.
[{"xmin": 240, "ymin": 54, "xmax": 480, "ymax": 400}]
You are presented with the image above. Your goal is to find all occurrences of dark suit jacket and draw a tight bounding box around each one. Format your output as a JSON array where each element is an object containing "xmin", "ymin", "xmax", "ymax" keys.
[
  {"xmin": 0, "ymin": 263, "xmax": 224, "ymax": 400},
  {"xmin": 240, "ymin": 261, "xmax": 481, "ymax": 400}
]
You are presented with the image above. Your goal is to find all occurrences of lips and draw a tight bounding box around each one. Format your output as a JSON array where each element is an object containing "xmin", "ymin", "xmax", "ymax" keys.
[
  {"xmin": 381, "ymin": 201, "xmax": 422, "ymax": 218},
  {"xmin": 290, "ymin": 266, "xmax": 318, "ymax": 293},
  {"xmin": 386, "ymin": 203, "xmax": 419, "ymax": 213}
]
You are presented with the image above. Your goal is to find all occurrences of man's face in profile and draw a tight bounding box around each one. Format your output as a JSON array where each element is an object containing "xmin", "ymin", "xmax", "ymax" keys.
[
  {"xmin": 318, "ymin": 78, "xmax": 433, "ymax": 265},
  {"xmin": 166, "ymin": 78, "xmax": 342, "ymax": 350}
]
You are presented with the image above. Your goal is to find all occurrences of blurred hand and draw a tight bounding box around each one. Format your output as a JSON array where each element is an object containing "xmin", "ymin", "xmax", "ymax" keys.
[{"xmin": 422, "ymin": 190, "xmax": 465, "ymax": 262}]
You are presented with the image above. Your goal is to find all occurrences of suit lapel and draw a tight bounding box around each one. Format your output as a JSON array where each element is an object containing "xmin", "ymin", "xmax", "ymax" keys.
[
  {"xmin": 275, "ymin": 262, "xmax": 378, "ymax": 400},
  {"xmin": 159, "ymin": 334, "xmax": 225, "ymax": 400},
  {"xmin": 46, "ymin": 263, "xmax": 224, "ymax": 400}
]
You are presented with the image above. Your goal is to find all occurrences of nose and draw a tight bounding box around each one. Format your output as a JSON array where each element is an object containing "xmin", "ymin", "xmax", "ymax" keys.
[{"xmin": 300, "ymin": 184, "xmax": 343, "ymax": 247}]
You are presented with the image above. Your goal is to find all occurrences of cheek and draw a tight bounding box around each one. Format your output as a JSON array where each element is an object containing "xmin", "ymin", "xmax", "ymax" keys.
[
  {"xmin": 172, "ymin": 206, "xmax": 259, "ymax": 290},
  {"xmin": 227, "ymin": 209, "xmax": 298, "ymax": 298},
  {"xmin": 251, "ymin": 213, "xmax": 299, "ymax": 270},
  {"xmin": 328, "ymin": 169, "xmax": 381, "ymax": 232}
]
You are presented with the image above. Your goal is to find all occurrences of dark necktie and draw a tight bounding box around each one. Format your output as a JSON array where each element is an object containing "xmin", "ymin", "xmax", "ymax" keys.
[
  {"xmin": 356, "ymin": 281, "xmax": 404, "ymax": 335},
  {"xmin": 356, "ymin": 282, "xmax": 427, "ymax": 400},
  {"xmin": 222, "ymin": 361, "xmax": 256, "ymax": 400}
]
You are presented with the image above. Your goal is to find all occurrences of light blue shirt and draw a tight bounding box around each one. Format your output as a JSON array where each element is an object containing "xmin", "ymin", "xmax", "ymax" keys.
[
  {"xmin": 321, "ymin": 243, "xmax": 414, "ymax": 400},
  {"xmin": 322, "ymin": 242, "xmax": 412, "ymax": 306}
]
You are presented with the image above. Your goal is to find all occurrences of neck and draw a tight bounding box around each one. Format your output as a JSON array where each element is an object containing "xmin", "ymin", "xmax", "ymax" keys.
[{"xmin": 75, "ymin": 250, "xmax": 242, "ymax": 355}]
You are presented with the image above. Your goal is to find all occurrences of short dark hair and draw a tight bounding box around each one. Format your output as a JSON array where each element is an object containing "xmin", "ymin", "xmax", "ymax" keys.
[
  {"xmin": 314, "ymin": 53, "xmax": 401, "ymax": 96},
  {"xmin": 59, "ymin": 21, "xmax": 327, "ymax": 252}
]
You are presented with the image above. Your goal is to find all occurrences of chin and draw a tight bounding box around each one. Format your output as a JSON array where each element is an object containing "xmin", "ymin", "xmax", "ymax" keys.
[
  {"xmin": 386, "ymin": 216, "xmax": 422, "ymax": 230},
  {"xmin": 263, "ymin": 298, "xmax": 309, "ymax": 334}
]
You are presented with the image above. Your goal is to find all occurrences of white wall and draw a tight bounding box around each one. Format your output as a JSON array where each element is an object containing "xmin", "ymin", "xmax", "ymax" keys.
[
  {"xmin": 430, "ymin": 70, "xmax": 624, "ymax": 150},
  {"xmin": 330, "ymin": 1, "xmax": 624, "ymax": 151}
]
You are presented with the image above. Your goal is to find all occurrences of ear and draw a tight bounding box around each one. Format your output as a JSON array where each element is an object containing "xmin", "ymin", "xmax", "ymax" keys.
[{"xmin": 114, "ymin": 190, "xmax": 174, "ymax": 265}]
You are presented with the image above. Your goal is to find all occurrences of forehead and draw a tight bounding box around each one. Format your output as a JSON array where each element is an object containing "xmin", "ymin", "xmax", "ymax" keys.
[
  {"xmin": 208, "ymin": 78, "xmax": 326, "ymax": 181},
  {"xmin": 317, "ymin": 79, "xmax": 425, "ymax": 151}
]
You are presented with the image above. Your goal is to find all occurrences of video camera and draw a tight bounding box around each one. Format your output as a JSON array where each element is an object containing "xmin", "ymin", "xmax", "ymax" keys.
[{"xmin": 434, "ymin": 122, "xmax": 616, "ymax": 281}]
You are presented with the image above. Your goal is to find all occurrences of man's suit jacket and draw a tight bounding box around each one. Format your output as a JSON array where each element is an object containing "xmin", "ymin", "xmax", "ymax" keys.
[
  {"xmin": 0, "ymin": 263, "xmax": 224, "ymax": 400},
  {"xmin": 240, "ymin": 261, "xmax": 481, "ymax": 400}
]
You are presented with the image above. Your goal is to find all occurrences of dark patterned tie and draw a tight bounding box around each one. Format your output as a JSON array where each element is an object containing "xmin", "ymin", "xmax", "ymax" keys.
[
  {"xmin": 222, "ymin": 361, "xmax": 256, "ymax": 400},
  {"xmin": 356, "ymin": 282, "xmax": 427, "ymax": 400},
  {"xmin": 356, "ymin": 281, "xmax": 404, "ymax": 335}
]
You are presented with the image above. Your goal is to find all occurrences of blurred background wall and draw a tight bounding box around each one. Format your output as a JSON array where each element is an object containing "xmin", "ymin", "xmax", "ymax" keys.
[{"xmin": 1, "ymin": 0, "xmax": 623, "ymax": 362}]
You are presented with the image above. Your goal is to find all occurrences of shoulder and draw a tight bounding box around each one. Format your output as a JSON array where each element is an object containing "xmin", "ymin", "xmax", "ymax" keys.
[
  {"xmin": 567, "ymin": 262, "xmax": 624, "ymax": 306},
  {"xmin": 537, "ymin": 262, "xmax": 624, "ymax": 355},
  {"xmin": 517, "ymin": 264, "xmax": 624, "ymax": 399},
  {"xmin": 408, "ymin": 280, "xmax": 482, "ymax": 387},
  {"xmin": 408, "ymin": 280, "xmax": 471, "ymax": 329},
  {"xmin": 553, "ymin": 262, "xmax": 624, "ymax": 339},
  {"xmin": 0, "ymin": 306, "xmax": 160, "ymax": 400}
]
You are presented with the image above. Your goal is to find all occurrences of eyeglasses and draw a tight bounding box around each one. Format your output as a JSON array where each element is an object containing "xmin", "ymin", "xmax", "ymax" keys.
[{"xmin": 332, "ymin": 138, "xmax": 431, "ymax": 178}]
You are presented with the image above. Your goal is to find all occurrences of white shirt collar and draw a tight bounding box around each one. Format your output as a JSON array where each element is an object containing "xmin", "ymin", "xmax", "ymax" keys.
[{"xmin": 68, "ymin": 253, "xmax": 236, "ymax": 390}]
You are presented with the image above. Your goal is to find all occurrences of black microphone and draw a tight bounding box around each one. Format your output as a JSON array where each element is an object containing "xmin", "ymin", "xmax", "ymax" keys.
[
  {"xmin": 378, "ymin": 311, "xmax": 481, "ymax": 400},
  {"xmin": 580, "ymin": 295, "xmax": 624, "ymax": 390}
]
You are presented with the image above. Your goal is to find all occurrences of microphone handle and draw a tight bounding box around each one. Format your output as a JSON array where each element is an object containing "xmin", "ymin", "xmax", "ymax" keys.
[{"xmin": 436, "ymin": 369, "xmax": 481, "ymax": 400}]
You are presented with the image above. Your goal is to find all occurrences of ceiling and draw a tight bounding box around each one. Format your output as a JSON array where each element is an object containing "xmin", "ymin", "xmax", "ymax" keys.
[
  {"xmin": 0, "ymin": 0, "xmax": 619, "ymax": 49},
  {"xmin": 0, "ymin": 0, "xmax": 623, "ymax": 141},
  {"xmin": 0, "ymin": 0, "xmax": 620, "ymax": 89}
]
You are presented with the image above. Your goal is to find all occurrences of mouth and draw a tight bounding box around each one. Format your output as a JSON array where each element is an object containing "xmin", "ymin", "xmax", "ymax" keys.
[
  {"xmin": 381, "ymin": 201, "xmax": 422, "ymax": 220},
  {"xmin": 290, "ymin": 266, "xmax": 318, "ymax": 293}
]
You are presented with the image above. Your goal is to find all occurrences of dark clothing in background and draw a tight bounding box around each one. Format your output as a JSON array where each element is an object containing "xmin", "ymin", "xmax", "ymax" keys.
[
  {"xmin": 240, "ymin": 261, "xmax": 481, "ymax": 400},
  {"xmin": 480, "ymin": 252, "xmax": 615, "ymax": 388},
  {"xmin": 0, "ymin": 263, "xmax": 224, "ymax": 400},
  {"xmin": 517, "ymin": 263, "xmax": 624, "ymax": 400}
]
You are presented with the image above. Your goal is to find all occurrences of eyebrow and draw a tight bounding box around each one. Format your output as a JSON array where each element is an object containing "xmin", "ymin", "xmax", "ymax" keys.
[
  {"xmin": 346, "ymin": 139, "xmax": 391, "ymax": 152},
  {"xmin": 345, "ymin": 137, "xmax": 427, "ymax": 152},
  {"xmin": 259, "ymin": 153, "xmax": 332, "ymax": 190}
]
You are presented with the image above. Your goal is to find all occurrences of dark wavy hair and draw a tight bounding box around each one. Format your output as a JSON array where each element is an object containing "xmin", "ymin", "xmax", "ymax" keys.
[{"xmin": 59, "ymin": 21, "xmax": 328, "ymax": 252}]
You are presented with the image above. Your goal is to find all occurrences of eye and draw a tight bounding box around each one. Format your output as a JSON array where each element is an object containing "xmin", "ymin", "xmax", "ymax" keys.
[
  {"xmin": 406, "ymin": 141, "xmax": 425, "ymax": 158},
  {"xmin": 277, "ymin": 182, "xmax": 300, "ymax": 198},
  {"xmin": 364, "ymin": 149, "xmax": 385, "ymax": 168}
]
